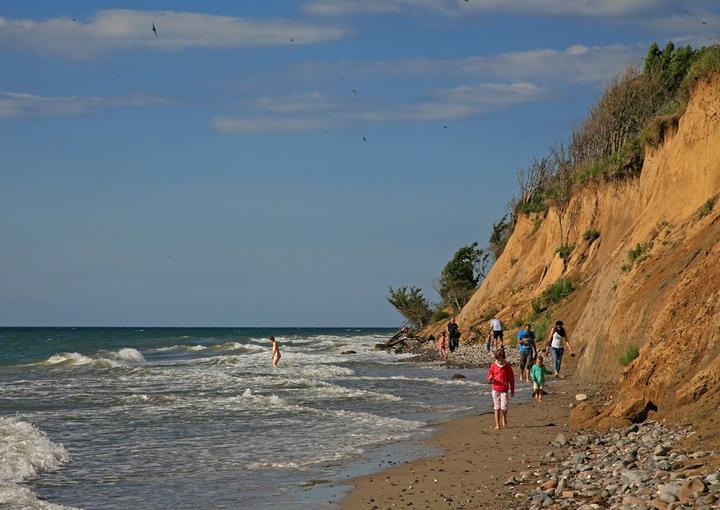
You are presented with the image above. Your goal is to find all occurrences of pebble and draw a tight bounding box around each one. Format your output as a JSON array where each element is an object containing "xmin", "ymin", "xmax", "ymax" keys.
[{"xmin": 520, "ymin": 421, "xmax": 719, "ymax": 510}]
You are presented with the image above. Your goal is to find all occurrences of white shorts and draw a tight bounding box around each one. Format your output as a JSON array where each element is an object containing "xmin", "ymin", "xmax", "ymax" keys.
[
  {"xmin": 533, "ymin": 383, "xmax": 543, "ymax": 393},
  {"xmin": 492, "ymin": 390, "xmax": 508, "ymax": 411}
]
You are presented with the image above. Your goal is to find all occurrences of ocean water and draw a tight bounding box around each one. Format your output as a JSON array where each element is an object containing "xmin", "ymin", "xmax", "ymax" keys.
[{"xmin": 0, "ymin": 327, "xmax": 493, "ymax": 509}]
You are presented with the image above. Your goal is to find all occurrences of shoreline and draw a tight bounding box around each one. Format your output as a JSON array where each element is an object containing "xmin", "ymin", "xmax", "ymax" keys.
[{"xmin": 339, "ymin": 356, "xmax": 587, "ymax": 510}]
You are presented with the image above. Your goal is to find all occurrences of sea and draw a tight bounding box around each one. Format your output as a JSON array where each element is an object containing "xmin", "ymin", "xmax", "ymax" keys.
[{"xmin": 0, "ymin": 327, "xmax": 494, "ymax": 509}]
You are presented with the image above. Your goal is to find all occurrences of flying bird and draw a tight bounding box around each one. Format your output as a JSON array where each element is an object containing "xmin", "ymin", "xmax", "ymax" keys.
[
  {"xmin": 152, "ymin": 23, "xmax": 158, "ymax": 38},
  {"xmin": 289, "ymin": 37, "xmax": 294, "ymax": 42},
  {"xmin": 362, "ymin": 136, "xmax": 367, "ymax": 143},
  {"xmin": 351, "ymin": 89, "xmax": 358, "ymax": 95}
]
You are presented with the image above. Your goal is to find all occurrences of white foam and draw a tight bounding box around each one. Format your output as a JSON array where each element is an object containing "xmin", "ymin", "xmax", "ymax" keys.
[
  {"xmin": 38, "ymin": 347, "xmax": 145, "ymax": 369},
  {"xmin": 154, "ymin": 344, "xmax": 208, "ymax": 352},
  {"xmin": 0, "ymin": 482, "xmax": 77, "ymax": 509},
  {"xmin": 0, "ymin": 417, "xmax": 76, "ymax": 509},
  {"xmin": 106, "ymin": 348, "xmax": 145, "ymax": 364},
  {"xmin": 43, "ymin": 352, "xmax": 94, "ymax": 366}
]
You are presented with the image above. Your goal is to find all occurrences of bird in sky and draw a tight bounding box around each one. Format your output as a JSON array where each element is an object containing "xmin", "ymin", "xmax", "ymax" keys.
[
  {"xmin": 362, "ymin": 136, "xmax": 367, "ymax": 143},
  {"xmin": 152, "ymin": 23, "xmax": 158, "ymax": 38},
  {"xmin": 352, "ymin": 89, "xmax": 358, "ymax": 95}
]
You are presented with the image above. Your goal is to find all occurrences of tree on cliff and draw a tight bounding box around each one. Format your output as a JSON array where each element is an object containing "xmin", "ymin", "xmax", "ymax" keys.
[
  {"xmin": 386, "ymin": 286, "xmax": 432, "ymax": 328},
  {"xmin": 436, "ymin": 242, "xmax": 490, "ymax": 311},
  {"xmin": 489, "ymin": 215, "xmax": 512, "ymax": 260}
]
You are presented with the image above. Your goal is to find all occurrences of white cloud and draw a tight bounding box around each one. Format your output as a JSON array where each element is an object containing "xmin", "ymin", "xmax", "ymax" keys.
[
  {"xmin": 211, "ymin": 81, "xmax": 547, "ymax": 132},
  {"xmin": 256, "ymin": 91, "xmax": 335, "ymax": 113},
  {"xmin": 304, "ymin": 0, "xmax": 668, "ymax": 17},
  {"xmin": 0, "ymin": 91, "xmax": 167, "ymax": 118},
  {"xmin": 0, "ymin": 9, "xmax": 346, "ymax": 58},
  {"xmin": 298, "ymin": 43, "xmax": 644, "ymax": 84},
  {"xmin": 211, "ymin": 115, "xmax": 336, "ymax": 133}
]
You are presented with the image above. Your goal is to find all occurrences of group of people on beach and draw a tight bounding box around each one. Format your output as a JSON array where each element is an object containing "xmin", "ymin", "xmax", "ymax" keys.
[
  {"xmin": 488, "ymin": 317, "xmax": 574, "ymax": 429},
  {"xmin": 435, "ymin": 317, "xmax": 461, "ymax": 358},
  {"xmin": 436, "ymin": 316, "xmax": 574, "ymax": 429}
]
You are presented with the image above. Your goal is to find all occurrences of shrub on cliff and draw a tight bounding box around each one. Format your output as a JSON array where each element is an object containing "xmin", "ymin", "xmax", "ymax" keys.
[
  {"xmin": 680, "ymin": 45, "xmax": 720, "ymax": 100},
  {"xmin": 619, "ymin": 344, "xmax": 640, "ymax": 366},
  {"xmin": 387, "ymin": 286, "xmax": 432, "ymax": 328},
  {"xmin": 531, "ymin": 277, "xmax": 575, "ymax": 313},
  {"xmin": 489, "ymin": 215, "xmax": 512, "ymax": 259}
]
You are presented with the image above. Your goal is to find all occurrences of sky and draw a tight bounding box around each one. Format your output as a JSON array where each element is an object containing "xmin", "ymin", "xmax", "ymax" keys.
[{"xmin": 1, "ymin": 1, "xmax": 719, "ymax": 327}]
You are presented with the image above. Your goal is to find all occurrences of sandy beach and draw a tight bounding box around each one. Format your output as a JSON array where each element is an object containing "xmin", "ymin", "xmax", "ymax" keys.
[{"xmin": 342, "ymin": 361, "xmax": 590, "ymax": 510}]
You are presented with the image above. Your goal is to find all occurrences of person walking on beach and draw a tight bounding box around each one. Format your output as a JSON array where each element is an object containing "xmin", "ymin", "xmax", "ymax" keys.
[
  {"xmin": 437, "ymin": 331, "xmax": 448, "ymax": 359},
  {"xmin": 447, "ymin": 318, "xmax": 460, "ymax": 352},
  {"xmin": 517, "ymin": 323, "xmax": 536, "ymax": 383},
  {"xmin": 490, "ymin": 316, "xmax": 504, "ymax": 349},
  {"xmin": 269, "ymin": 336, "xmax": 281, "ymax": 367},
  {"xmin": 530, "ymin": 355, "xmax": 553, "ymax": 402},
  {"xmin": 487, "ymin": 350, "xmax": 515, "ymax": 430},
  {"xmin": 545, "ymin": 321, "xmax": 573, "ymax": 377}
]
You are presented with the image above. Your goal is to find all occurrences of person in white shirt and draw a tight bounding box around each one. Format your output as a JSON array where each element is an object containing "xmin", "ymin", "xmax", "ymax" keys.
[
  {"xmin": 490, "ymin": 317, "xmax": 504, "ymax": 349},
  {"xmin": 545, "ymin": 320, "xmax": 573, "ymax": 377}
]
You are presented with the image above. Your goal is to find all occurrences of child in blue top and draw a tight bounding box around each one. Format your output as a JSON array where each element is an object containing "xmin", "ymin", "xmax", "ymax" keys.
[{"xmin": 530, "ymin": 355, "xmax": 553, "ymax": 402}]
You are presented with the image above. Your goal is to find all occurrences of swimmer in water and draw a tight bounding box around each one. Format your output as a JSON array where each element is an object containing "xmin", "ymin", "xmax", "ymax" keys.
[{"xmin": 269, "ymin": 336, "xmax": 281, "ymax": 367}]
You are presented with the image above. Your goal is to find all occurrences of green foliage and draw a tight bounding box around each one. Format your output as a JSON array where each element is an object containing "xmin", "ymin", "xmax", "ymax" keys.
[
  {"xmin": 555, "ymin": 244, "xmax": 574, "ymax": 262},
  {"xmin": 583, "ymin": 228, "xmax": 601, "ymax": 243},
  {"xmin": 534, "ymin": 313, "xmax": 553, "ymax": 346},
  {"xmin": 644, "ymin": 41, "xmax": 698, "ymax": 95},
  {"xmin": 387, "ymin": 286, "xmax": 432, "ymax": 329},
  {"xmin": 698, "ymin": 197, "xmax": 716, "ymax": 219},
  {"xmin": 489, "ymin": 216, "xmax": 513, "ymax": 260},
  {"xmin": 531, "ymin": 277, "xmax": 575, "ymax": 313},
  {"xmin": 621, "ymin": 242, "xmax": 648, "ymax": 273},
  {"xmin": 430, "ymin": 309, "xmax": 451, "ymax": 324},
  {"xmin": 619, "ymin": 344, "xmax": 640, "ymax": 366},
  {"xmin": 628, "ymin": 243, "xmax": 646, "ymax": 263},
  {"xmin": 437, "ymin": 242, "xmax": 489, "ymax": 310},
  {"xmin": 517, "ymin": 192, "xmax": 548, "ymax": 215},
  {"xmin": 680, "ymin": 45, "xmax": 720, "ymax": 100},
  {"xmin": 531, "ymin": 216, "xmax": 543, "ymax": 235},
  {"xmin": 572, "ymin": 157, "xmax": 611, "ymax": 183},
  {"xmin": 544, "ymin": 277, "xmax": 575, "ymax": 305}
]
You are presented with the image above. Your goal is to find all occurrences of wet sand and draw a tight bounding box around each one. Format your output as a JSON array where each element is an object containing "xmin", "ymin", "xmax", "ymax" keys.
[{"xmin": 342, "ymin": 375, "xmax": 587, "ymax": 510}]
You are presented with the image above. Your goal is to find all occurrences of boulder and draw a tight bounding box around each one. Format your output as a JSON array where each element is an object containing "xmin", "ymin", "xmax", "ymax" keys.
[
  {"xmin": 451, "ymin": 373, "xmax": 467, "ymax": 380},
  {"xmin": 570, "ymin": 402, "xmax": 600, "ymax": 429},
  {"xmin": 610, "ymin": 397, "xmax": 658, "ymax": 423},
  {"xmin": 575, "ymin": 393, "xmax": 588, "ymax": 402},
  {"xmin": 374, "ymin": 343, "xmax": 388, "ymax": 351},
  {"xmin": 341, "ymin": 350, "xmax": 357, "ymax": 355}
]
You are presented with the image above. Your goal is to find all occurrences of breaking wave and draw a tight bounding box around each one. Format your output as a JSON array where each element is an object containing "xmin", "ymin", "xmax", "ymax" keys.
[{"xmin": 0, "ymin": 417, "xmax": 76, "ymax": 509}]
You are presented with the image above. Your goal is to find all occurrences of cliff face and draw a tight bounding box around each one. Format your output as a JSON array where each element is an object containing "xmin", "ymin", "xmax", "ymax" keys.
[{"xmin": 456, "ymin": 76, "xmax": 720, "ymax": 427}]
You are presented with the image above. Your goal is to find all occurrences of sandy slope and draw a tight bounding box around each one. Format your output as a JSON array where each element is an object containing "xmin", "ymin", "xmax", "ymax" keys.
[{"xmin": 443, "ymin": 75, "xmax": 720, "ymax": 436}]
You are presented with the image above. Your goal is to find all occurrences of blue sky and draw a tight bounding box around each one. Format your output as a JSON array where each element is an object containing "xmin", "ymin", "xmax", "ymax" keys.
[{"xmin": 1, "ymin": 1, "xmax": 718, "ymax": 326}]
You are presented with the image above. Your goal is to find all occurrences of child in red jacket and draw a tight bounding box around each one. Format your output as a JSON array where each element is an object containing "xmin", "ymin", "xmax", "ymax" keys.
[{"xmin": 487, "ymin": 350, "xmax": 515, "ymax": 429}]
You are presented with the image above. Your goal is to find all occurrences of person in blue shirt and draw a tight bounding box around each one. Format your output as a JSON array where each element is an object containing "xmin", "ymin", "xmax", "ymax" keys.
[{"xmin": 516, "ymin": 324, "xmax": 536, "ymax": 383}]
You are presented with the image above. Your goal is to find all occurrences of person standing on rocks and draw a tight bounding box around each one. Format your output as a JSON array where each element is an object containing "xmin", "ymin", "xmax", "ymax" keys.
[
  {"xmin": 437, "ymin": 331, "xmax": 448, "ymax": 359},
  {"xmin": 517, "ymin": 323, "xmax": 536, "ymax": 382},
  {"xmin": 487, "ymin": 349, "xmax": 515, "ymax": 429},
  {"xmin": 490, "ymin": 316, "xmax": 504, "ymax": 350},
  {"xmin": 546, "ymin": 320, "xmax": 573, "ymax": 377},
  {"xmin": 447, "ymin": 318, "xmax": 460, "ymax": 352}
]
